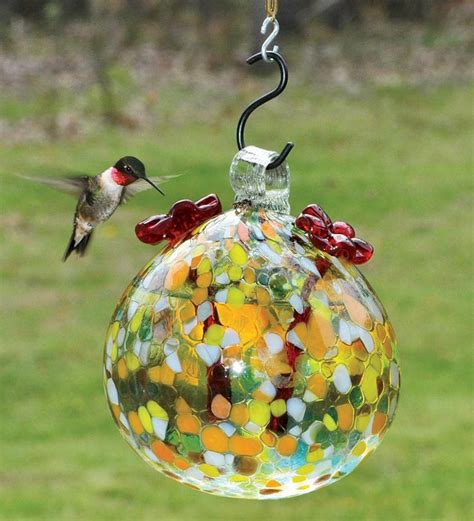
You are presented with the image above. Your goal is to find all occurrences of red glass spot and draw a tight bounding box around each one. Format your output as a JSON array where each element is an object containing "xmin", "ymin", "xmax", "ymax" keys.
[
  {"xmin": 207, "ymin": 362, "xmax": 232, "ymax": 423},
  {"xmin": 315, "ymin": 257, "xmax": 331, "ymax": 278},
  {"xmin": 269, "ymin": 309, "xmax": 310, "ymax": 434}
]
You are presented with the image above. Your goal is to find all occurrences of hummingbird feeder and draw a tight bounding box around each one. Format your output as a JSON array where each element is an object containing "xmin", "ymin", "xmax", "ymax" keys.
[{"xmin": 103, "ymin": 4, "xmax": 400, "ymax": 500}]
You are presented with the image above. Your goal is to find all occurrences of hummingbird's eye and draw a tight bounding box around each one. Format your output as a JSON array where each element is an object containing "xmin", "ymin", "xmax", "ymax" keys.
[{"xmin": 125, "ymin": 166, "xmax": 132, "ymax": 174}]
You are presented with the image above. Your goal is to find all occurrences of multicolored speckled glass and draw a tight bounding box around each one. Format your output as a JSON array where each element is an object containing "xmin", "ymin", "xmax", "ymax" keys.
[{"xmin": 103, "ymin": 147, "xmax": 400, "ymax": 499}]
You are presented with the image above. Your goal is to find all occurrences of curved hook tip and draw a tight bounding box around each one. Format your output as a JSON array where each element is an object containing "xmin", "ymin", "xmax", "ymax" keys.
[{"xmin": 268, "ymin": 142, "xmax": 294, "ymax": 170}]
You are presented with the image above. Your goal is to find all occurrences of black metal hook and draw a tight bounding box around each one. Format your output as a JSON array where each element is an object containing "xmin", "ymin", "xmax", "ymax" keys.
[{"xmin": 236, "ymin": 50, "xmax": 294, "ymax": 170}]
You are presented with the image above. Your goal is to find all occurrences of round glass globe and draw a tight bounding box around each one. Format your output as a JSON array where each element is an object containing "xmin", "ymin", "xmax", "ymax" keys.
[{"xmin": 103, "ymin": 208, "xmax": 400, "ymax": 499}]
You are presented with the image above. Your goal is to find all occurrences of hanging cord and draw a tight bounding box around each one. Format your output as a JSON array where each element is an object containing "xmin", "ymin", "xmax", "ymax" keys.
[{"xmin": 265, "ymin": 0, "xmax": 278, "ymax": 20}]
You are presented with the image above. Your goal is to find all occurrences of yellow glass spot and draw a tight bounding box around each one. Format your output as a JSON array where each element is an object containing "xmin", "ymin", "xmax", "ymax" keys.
[
  {"xmin": 323, "ymin": 413, "xmax": 337, "ymax": 431},
  {"xmin": 111, "ymin": 342, "xmax": 118, "ymax": 362},
  {"xmin": 230, "ymin": 475, "xmax": 248, "ymax": 483},
  {"xmin": 259, "ymin": 451, "xmax": 271, "ymax": 463},
  {"xmin": 228, "ymin": 264, "xmax": 243, "ymax": 281},
  {"xmin": 229, "ymin": 243, "xmax": 248, "ymax": 266},
  {"xmin": 356, "ymin": 413, "xmax": 370, "ymax": 432},
  {"xmin": 308, "ymin": 296, "xmax": 332, "ymax": 322},
  {"xmin": 147, "ymin": 400, "xmax": 169, "ymax": 420},
  {"xmin": 197, "ymin": 257, "xmax": 212, "ymax": 275},
  {"xmin": 130, "ymin": 306, "xmax": 145, "ymax": 333},
  {"xmin": 307, "ymin": 448, "xmax": 324, "ymax": 462},
  {"xmin": 189, "ymin": 323, "xmax": 204, "ymax": 341},
  {"xmin": 125, "ymin": 352, "xmax": 140, "ymax": 372},
  {"xmin": 110, "ymin": 321, "xmax": 120, "ymax": 340},
  {"xmin": 248, "ymin": 400, "xmax": 271, "ymax": 427},
  {"xmin": 199, "ymin": 464, "xmax": 220, "ymax": 478},
  {"xmin": 270, "ymin": 399, "xmax": 286, "ymax": 417},
  {"xmin": 292, "ymin": 475, "xmax": 306, "ymax": 483},
  {"xmin": 297, "ymin": 463, "xmax": 315, "ymax": 475},
  {"xmin": 369, "ymin": 353, "xmax": 383, "ymax": 374},
  {"xmin": 138, "ymin": 406, "xmax": 153, "ymax": 433},
  {"xmin": 239, "ymin": 281, "xmax": 256, "ymax": 298},
  {"xmin": 352, "ymin": 441, "xmax": 367, "ymax": 456},
  {"xmin": 361, "ymin": 366, "xmax": 379, "ymax": 404},
  {"xmin": 204, "ymin": 324, "xmax": 225, "ymax": 345},
  {"xmin": 227, "ymin": 287, "xmax": 245, "ymax": 308}
]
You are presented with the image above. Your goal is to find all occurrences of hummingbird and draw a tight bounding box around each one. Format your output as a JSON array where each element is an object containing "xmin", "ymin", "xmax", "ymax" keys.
[{"xmin": 23, "ymin": 156, "xmax": 173, "ymax": 261}]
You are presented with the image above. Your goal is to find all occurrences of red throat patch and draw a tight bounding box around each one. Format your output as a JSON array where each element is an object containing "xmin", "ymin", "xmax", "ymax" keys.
[{"xmin": 111, "ymin": 167, "xmax": 135, "ymax": 186}]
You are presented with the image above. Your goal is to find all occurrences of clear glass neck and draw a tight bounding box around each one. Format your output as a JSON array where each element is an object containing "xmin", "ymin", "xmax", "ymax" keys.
[{"xmin": 229, "ymin": 146, "xmax": 290, "ymax": 214}]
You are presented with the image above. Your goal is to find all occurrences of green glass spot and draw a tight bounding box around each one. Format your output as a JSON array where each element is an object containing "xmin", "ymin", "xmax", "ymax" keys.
[
  {"xmin": 329, "ymin": 430, "xmax": 346, "ymax": 448},
  {"xmin": 165, "ymin": 428, "xmax": 180, "ymax": 446},
  {"xmin": 328, "ymin": 406, "xmax": 338, "ymax": 423},
  {"xmin": 182, "ymin": 434, "xmax": 202, "ymax": 453},
  {"xmin": 119, "ymin": 380, "xmax": 129, "ymax": 396},
  {"xmin": 139, "ymin": 312, "xmax": 153, "ymax": 341},
  {"xmin": 348, "ymin": 430, "xmax": 361, "ymax": 448},
  {"xmin": 230, "ymin": 385, "xmax": 246, "ymax": 404},
  {"xmin": 315, "ymin": 426, "xmax": 330, "ymax": 444},
  {"xmin": 378, "ymin": 394, "xmax": 389, "ymax": 413},
  {"xmin": 240, "ymin": 367, "xmax": 259, "ymax": 393},
  {"xmin": 294, "ymin": 374, "xmax": 307, "ymax": 395},
  {"xmin": 146, "ymin": 383, "xmax": 159, "ymax": 396},
  {"xmin": 269, "ymin": 273, "xmax": 291, "ymax": 299},
  {"xmin": 128, "ymin": 376, "xmax": 141, "ymax": 399},
  {"xmin": 257, "ymin": 272, "xmax": 269, "ymax": 285},
  {"xmin": 350, "ymin": 386, "xmax": 364, "ymax": 408}
]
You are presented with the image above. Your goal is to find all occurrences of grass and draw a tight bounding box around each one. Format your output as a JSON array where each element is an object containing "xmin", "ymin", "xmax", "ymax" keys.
[{"xmin": 0, "ymin": 82, "xmax": 473, "ymax": 521}]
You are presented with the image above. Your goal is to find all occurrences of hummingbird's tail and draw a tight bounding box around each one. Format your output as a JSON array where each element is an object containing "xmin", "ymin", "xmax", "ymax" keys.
[{"xmin": 63, "ymin": 230, "xmax": 94, "ymax": 261}]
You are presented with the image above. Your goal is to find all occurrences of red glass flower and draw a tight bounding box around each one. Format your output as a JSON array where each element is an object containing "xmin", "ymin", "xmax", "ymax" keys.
[
  {"xmin": 295, "ymin": 204, "xmax": 373, "ymax": 264},
  {"xmin": 135, "ymin": 194, "xmax": 222, "ymax": 246}
]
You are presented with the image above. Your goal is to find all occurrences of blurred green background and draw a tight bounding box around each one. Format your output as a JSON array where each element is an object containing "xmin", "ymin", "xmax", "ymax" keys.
[{"xmin": 0, "ymin": 1, "xmax": 473, "ymax": 520}]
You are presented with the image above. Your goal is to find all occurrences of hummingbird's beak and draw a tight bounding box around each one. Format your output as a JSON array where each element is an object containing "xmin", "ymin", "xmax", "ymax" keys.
[{"xmin": 144, "ymin": 177, "xmax": 164, "ymax": 196}]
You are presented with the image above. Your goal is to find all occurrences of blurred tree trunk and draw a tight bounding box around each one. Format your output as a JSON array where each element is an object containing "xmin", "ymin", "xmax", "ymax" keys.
[
  {"xmin": 4, "ymin": 0, "xmax": 88, "ymax": 21},
  {"xmin": 385, "ymin": 0, "xmax": 439, "ymax": 20},
  {"xmin": 88, "ymin": 0, "xmax": 129, "ymax": 126}
]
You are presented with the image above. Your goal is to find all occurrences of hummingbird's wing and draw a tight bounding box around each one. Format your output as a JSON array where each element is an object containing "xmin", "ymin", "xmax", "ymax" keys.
[
  {"xmin": 19, "ymin": 174, "xmax": 90, "ymax": 196},
  {"xmin": 120, "ymin": 175, "xmax": 180, "ymax": 204}
]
